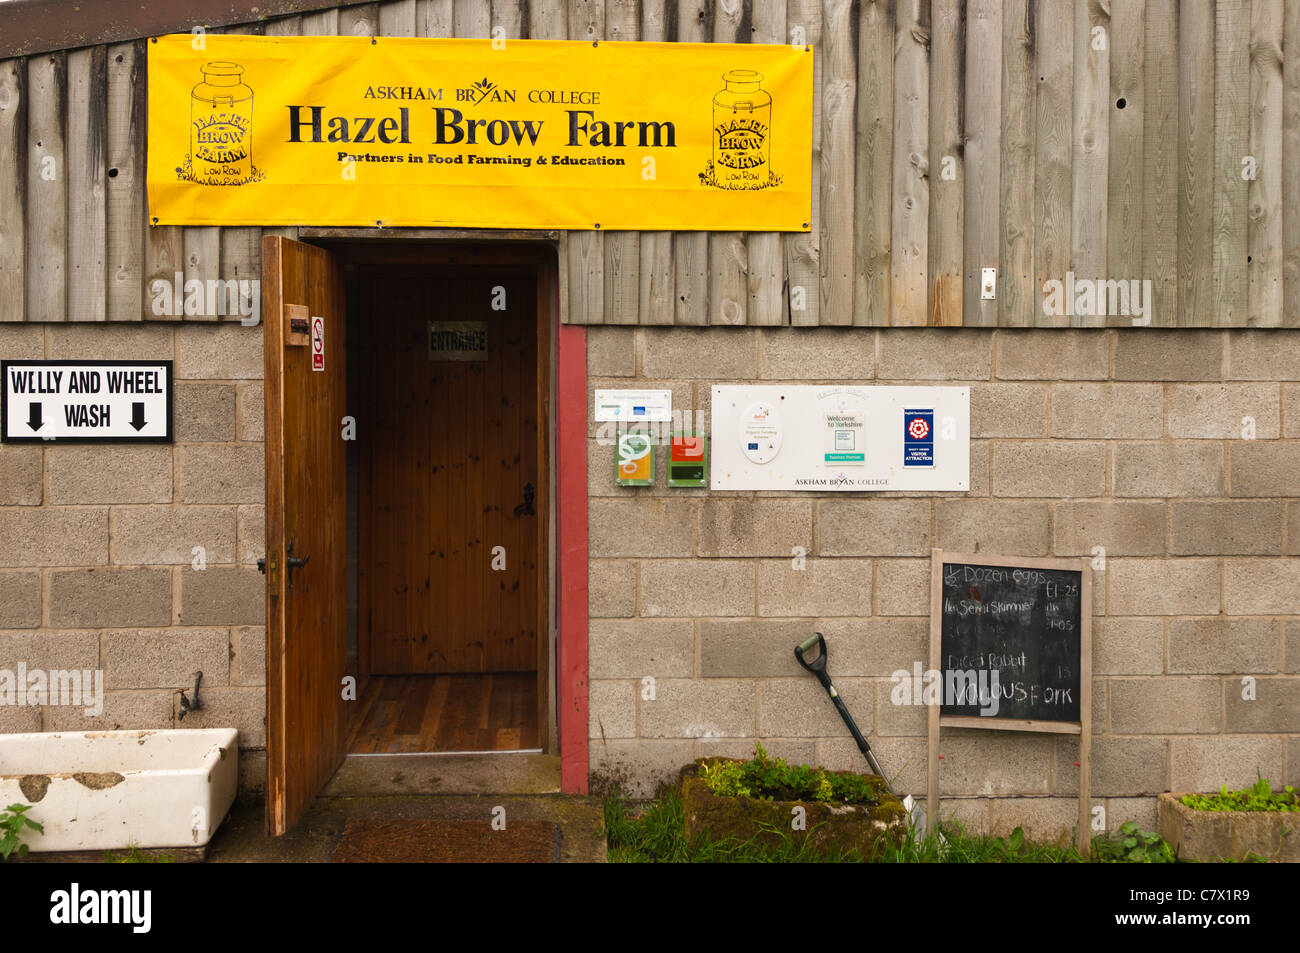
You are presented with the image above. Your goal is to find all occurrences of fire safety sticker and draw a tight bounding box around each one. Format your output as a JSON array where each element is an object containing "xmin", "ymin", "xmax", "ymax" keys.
[{"xmin": 903, "ymin": 408, "xmax": 934, "ymax": 467}]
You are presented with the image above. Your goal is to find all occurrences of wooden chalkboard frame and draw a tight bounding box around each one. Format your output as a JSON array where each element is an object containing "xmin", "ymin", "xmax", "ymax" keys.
[{"xmin": 927, "ymin": 550, "xmax": 1093, "ymax": 856}]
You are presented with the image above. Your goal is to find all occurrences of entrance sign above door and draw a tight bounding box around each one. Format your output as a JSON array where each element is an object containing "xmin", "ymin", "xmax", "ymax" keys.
[
  {"xmin": 710, "ymin": 385, "xmax": 970, "ymax": 491},
  {"xmin": 147, "ymin": 35, "xmax": 813, "ymax": 231},
  {"xmin": 1, "ymin": 360, "xmax": 173, "ymax": 443}
]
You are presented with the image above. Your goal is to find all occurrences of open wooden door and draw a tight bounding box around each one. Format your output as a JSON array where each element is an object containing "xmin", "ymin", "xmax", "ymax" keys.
[{"xmin": 262, "ymin": 236, "xmax": 348, "ymax": 835}]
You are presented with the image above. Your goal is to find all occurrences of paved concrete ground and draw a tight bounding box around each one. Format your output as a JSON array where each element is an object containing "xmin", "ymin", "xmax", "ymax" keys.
[{"xmin": 205, "ymin": 795, "xmax": 608, "ymax": 863}]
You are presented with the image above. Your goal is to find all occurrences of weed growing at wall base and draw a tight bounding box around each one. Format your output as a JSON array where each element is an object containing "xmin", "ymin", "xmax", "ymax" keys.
[
  {"xmin": 0, "ymin": 803, "xmax": 43, "ymax": 860},
  {"xmin": 1181, "ymin": 778, "xmax": 1300, "ymax": 813}
]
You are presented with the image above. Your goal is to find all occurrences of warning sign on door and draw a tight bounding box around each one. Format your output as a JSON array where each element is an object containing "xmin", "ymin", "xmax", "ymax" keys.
[
  {"xmin": 1, "ymin": 360, "xmax": 173, "ymax": 443},
  {"xmin": 311, "ymin": 316, "xmax": 325, "ymax": 371}
]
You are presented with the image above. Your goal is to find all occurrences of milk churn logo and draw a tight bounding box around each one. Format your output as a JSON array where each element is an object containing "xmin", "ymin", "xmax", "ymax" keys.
[
  {"xmin": 700, "ymin": 69, "xmax": 783, "ymax": 191},
  {"xmin": 177, "ymin": 61, "xmax": 266, "ymax": 185},
  {"xmin": 903, "ymin": 409, "xmax": 934, "ymax": 468}
]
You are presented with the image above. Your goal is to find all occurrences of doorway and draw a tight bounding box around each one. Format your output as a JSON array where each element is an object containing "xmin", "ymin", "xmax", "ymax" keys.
[
  {"xmin": 261, "ymin": 237, "xmax": 560, "ymax": 834},
  {"xmin": 346, "ymin": 259, "xmax": 548, "ymax": 755}
]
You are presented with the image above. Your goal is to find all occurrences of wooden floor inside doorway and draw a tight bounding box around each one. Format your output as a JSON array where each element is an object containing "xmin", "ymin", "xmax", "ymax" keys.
[{"xmin": 346, "ymin": 674, "xmax": 539, "ymax": 754}]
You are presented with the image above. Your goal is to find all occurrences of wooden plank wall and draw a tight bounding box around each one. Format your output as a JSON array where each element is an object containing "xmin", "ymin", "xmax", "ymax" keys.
[{"xmin": 0, "ymin": 0, "xmax": 1297, "ymax": 327}]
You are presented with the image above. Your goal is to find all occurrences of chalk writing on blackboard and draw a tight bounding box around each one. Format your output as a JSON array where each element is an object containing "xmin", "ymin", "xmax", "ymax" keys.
[{"xmin": 938, "ymin": 560, "xmax": 1084, "ymax": 723}]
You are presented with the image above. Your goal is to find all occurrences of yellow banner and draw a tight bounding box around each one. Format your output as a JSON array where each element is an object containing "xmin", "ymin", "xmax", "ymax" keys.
[{"xmin": 146, "ymin": 35, "xmax": 813, "ymax": 231}]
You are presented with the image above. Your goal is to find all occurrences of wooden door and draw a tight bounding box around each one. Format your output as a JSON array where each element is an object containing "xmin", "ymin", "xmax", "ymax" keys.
[
  {"xmin": 359, "ymin": 268, "xmax": 540, "ymax": 675},
  {"xmin": 262, "ymin": 236, "xmax": 349, "ymax": 836}
]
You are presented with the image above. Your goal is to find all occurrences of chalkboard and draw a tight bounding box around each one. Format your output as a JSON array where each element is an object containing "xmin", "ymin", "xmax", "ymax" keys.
[
  {"xmin": 938, "ymin": 560, "xmax": 1083, "ymax": 722},
  {"xmin": 926, "ymin": 550, "xmax": 1094, "ymax": 855}
]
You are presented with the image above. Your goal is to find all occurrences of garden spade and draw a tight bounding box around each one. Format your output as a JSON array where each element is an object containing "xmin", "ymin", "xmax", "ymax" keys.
[{"xmin": 795, "ymin": 632, "xmax": 930, "ymax": 832}]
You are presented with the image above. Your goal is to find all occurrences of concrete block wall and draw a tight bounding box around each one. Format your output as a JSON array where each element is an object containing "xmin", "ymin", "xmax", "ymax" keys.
[
  {"xmin": 0, "ymin": 323, "xmax": 268, "ymax": 794},
  {"xmin": 587, "ymin": 327, "xmax": 1300, "ymax": 837}
]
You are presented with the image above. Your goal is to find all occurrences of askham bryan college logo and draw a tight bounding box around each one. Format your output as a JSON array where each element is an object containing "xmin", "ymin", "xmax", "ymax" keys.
[{"xmin": 907, "ymin": 416, "xmax": 930, "ymax": 441}]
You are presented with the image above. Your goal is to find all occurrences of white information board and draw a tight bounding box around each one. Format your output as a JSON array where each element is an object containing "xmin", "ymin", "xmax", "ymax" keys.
[
  {"xmin": 593, "ymin": 389, "xmax": 673, "ymax": 422},
  {"xmin": 710, "ymin": 385, "xmax": 969, "ymax": 491},
  {"xmin": 2, "ymin": 361, "xmax": 173, "ymax": 443}
]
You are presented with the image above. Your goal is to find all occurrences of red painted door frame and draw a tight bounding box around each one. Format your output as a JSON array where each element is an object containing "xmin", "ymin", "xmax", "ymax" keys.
[{"xmin": 556, "ymin": 320, "xmax": 589, "ymax": 793}]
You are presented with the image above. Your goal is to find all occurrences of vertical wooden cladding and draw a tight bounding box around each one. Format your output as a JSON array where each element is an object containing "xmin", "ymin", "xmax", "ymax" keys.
[
  {"xmin": 0, "ymin": 58, "xmax": 25, "ymax": 322},
  {"xmin": 963, "ymin": 0, "xmax": 1000, "ymax": 328},
  {"xmin": 26, "ymin": 50, "xmax": 66, "ymax": 322},
  {"xmin": 3, "ymin": 0, "xmax": 1300, "ymax": 327},
  {"xmin": 855, "ymin": 0, "xmax": 891, "ymax": 328},
  {"xmin": 1213, "ymin": 0, "xmax": 1250, "ymax": 328},
  {"xmin": 1105, "ymin": 0, "xmax": 1143, "ymax": 329},
  {"xmin": 1248, "ymin": 0, "xmax": 1284, "ymax": 327},
  {"xmin": 998, "ymin": 0, "xmax": 1032, "ymax": 328},
  {"xmin": 785, "ymin": 0, "xmax": 820, "ymax": 326},
  {"xmin": 1284, "ymin": 0, "xmax": 1300, "ymax": 328},
  {"xmin": 603, "ymin": 0, "xmax": 640, "ymax": 325},
  {"xmin": 107, "ymin": 42, "xmax": 146, "ymax": 322},
  {"xmin": 709, "ymin": 0, "xmax": 748, "ymax": 327},
  {"xmin": 819, "ymin": 0, "xmax": 855, "ymax": 326},
  {"xmin": 1033, "ymin": 0, "xmax": 1070, "ymax": 329},
  {"xmin": 1070, "ymin": 1, "xmax": 1109, "ymax": 330},
  {"xmin": 928, "ymin": 0, "xmax": 962, "ymax": 327},
  {"xmin": 1142, "ymin": 0, "xmax": 1177, "ymax": 327},
  {"xmin": 747, "ymin": 0, "xmax": 786, "ymax": 326},
  {"xmin": 673, "ymin": 0, "xmax": 709, "ymax": 326},
  {"xmin": 639, "ymin": 0, "xmax": 675, "ymax": 326},
  {"xmin": 891, "ymin": 0, "xmax": 930, "ymax": 327}
]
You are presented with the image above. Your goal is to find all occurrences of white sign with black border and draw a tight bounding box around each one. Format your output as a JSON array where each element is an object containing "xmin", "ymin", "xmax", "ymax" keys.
[{"xmin": 1, "ymin": 360, "xmax": 174, "ymax": 443}]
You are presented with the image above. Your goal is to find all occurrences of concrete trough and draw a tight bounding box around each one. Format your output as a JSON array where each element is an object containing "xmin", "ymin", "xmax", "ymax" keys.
[
  {"xmin": 1158, "ymin": 792, "xmax": 1300, "ymax": 863},
  {"xmin": 0, "ymin": 729, "xmax": 238, "ymax": 852}
]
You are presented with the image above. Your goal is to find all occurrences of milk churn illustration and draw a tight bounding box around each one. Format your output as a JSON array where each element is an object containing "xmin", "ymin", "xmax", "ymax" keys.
[
  {"xmin": 711, "ymin": 69, "xmax": 771, "ymax": 189},
  {"xmin": 190, "ymin": 61, "xmax": 253, "ymax": 185}
]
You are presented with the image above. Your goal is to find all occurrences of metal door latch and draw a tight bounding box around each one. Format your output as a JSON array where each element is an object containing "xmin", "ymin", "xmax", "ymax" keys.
[{"xmin": 286, "ymin": 542, "xmax": 309, "ymax": 589}]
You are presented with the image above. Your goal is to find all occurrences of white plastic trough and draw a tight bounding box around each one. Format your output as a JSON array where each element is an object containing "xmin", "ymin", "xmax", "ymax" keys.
[{"xmin": 0, "ymin": 729, "xmax": 238, "ymax": 852}]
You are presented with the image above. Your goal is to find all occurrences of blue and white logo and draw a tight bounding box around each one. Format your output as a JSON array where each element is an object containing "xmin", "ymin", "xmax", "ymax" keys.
[{"xmin": 903, "ymin": 408, "xmax": 934, "ymax": 467}]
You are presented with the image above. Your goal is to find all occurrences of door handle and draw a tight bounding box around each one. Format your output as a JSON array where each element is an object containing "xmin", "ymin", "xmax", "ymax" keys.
[
  {"xmin": 286, "ymin": 542, "xmax": 310, "ymax": 589},
  {"xmin": 514, "ymin": 482, "xmax": 535, "ymax": 517}
]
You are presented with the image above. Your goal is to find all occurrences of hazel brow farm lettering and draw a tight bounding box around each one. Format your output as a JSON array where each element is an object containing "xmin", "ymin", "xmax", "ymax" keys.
[{"xmin": 284, "ymin": 105, "xmax": 677, "ymax": 148}]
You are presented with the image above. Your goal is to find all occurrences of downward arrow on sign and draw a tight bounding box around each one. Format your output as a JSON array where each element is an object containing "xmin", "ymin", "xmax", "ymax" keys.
[
  {"xmin": 27, "ymin": 403, "xmax": 43, "ymax": 432},
  {"xmin": 129, "ymin": 402, "xmax": 146, "ymax": 431}
]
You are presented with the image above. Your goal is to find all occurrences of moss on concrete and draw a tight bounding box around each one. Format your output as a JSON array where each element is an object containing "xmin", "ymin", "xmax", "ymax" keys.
[{"xmin": 680, "ymin": 758, "xmax": 908, "ymax": 858}]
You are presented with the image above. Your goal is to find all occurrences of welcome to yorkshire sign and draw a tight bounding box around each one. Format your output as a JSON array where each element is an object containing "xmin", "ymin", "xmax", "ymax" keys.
[{"xmin": 146, "ymin": 35, "xmax": 814, "ymax": 231}]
